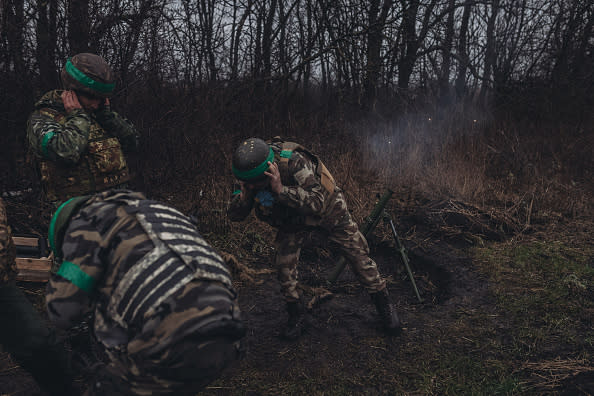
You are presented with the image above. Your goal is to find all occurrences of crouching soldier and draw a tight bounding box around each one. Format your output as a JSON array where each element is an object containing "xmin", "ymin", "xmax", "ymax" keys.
[
  {"xmin": 46, "ymin": 190, "xmax": 245, "ymax": 395},
  {"xmin": 228, "ymin": 137, "xmax": 401, "ymax": 340}
]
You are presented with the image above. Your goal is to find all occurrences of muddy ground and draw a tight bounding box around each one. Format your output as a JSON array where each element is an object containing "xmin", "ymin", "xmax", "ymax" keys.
[{"xmin": 1, "ymin": 191, "xmax": 592, "ymax": 395}]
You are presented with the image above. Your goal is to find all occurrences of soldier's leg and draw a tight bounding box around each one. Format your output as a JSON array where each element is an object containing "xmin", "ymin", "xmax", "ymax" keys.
[
  {"xmin": 274, "ymin": 230, "xmax": 306, "ymax": 339},
  {"xmin": 274, "ymin": 230, "xmax": 304, "ymax": 302},
  {"xmin": 327, "ymin": 213, "xmax": 385, "ymax": 291},
  {"xmin": 0, "ymin": 282, "xmax": 74, "ymax": 395},
  {"xmin": 328, "ymin": 213, "xmax": 401, "ymax": 334}
]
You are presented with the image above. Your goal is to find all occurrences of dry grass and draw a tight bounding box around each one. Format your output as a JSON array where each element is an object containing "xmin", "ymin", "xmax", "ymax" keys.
[
  {"xmin": 121, "ymin": 84, "xmax": 593, "ymax": 230},
  {"xmin": 520, "ymin": 358, "xmax": 594, "ymax": 392}
]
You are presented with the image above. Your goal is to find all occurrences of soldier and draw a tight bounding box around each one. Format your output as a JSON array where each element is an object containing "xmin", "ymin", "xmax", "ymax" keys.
[
  {"xmin": 46, "ymin": 190, "xmax": 245, "ymax": 395},
  {"xmin": 228, "ymin": 137, "xmax": 401, "ymax": 339},
  {"xmin": 0, "ymin": 197, "xmax": 74, "ymax": 395},
  {"xmin": 27, "ymin": 53, "xmax": 139, "ymax": 203}
]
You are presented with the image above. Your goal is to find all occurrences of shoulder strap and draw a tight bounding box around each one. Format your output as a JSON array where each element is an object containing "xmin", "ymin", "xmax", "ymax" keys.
[
  {"xmin": 273, "ymin": 137, "xmax": 336, "ymax": 194},
  {"xmin": 48, "ymin": 195, "xmax": 92, "ymax": 260},
  {"xmin": 278, "ymin": 141, "xmax": 305, "ymax": 179}
]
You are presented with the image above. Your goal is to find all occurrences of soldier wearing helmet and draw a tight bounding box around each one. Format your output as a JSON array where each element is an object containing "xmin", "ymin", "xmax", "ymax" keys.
[
  {"xmin": 27, "ymin": 53, "xmax": 139, "ymax": 203},
  {"xmin": 228, "ymin": 137, "xmax": 401, "ymax": 339},
  {"xmin": 46, "ymin": 189, "xmax": 245, "ymax": 395}
]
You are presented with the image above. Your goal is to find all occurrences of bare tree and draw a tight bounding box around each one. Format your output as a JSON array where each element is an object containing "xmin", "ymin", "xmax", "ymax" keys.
[
  {"xmin": 68, "ymin": 0, "xmax": 89, "ymax": 53},
  {"xmin": 438, "ymin": 0, "xmax": 456, "ymax": 101},
  {"xmin": 455, "ymin": 0, "xmax": 473, "ymax": 98},
  {"xmin": 397, "ymin": 0, "xmax": 438, "ymax": 91},
  {"xmin": 479, "ymin": 0, "xmax": 500, "ymax": 104},
  {"xmin": 35, "ymin": 0, "xmax": 59, "ymax": 92},
  {"xmin": 364, "ymin": 0, "xmax": 394, "ymax": 108},
  {"xmin": 2, "ymin": 0, "xmax": 26, "ymax": 75}
]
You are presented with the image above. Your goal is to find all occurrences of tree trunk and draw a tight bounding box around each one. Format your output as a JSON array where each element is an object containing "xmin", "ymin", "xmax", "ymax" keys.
[
  {"xmin": 35, "ymin": 0, "xmax": 58, "ymax": 92},
  {"xmin": 68, "ymin": 0, "xmax": 89, "ymax": 53},
  {"xmin": 262, "ymin": 0, "xmax": 277, "ymax": 78},
  {"xmin": 479, "ymin": 0, "xmax": 500, "ymax": 105},
  {"xmin": 455, "ymin": 0, "xmax": 472, "ymax": 99},
  {"xmin": 438, "ymin": 0, "xmax": 456, "ymax": 102},
  {"xmin": 364, "ymin": 0, "xmax": 393, "ymax": 109}
]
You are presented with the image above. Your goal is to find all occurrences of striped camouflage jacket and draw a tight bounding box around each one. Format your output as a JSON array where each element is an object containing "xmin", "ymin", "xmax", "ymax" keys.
[
  {"xmin": 0, "ymin": 198, "xmax": 17, "ymax": 284},
  {"xmin": 46, "ymin": 190, "xmax": 243, "ymax": 355}
]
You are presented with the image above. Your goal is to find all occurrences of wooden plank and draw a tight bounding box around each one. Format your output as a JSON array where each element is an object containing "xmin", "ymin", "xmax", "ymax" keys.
[
  {"xmin": 15, "ymin": 256, "xmax": 53, "ymax": 283},
  {"xmin": 13, "ymin": 237, "xmax": 40, "ymax": 247},
  {"xmin": 15, "ymin": 257, "xmax": 53, "ymax": 271},
  {"xmin": 16, "ymin": 270, "xmax": 51, "ymax": 282}
]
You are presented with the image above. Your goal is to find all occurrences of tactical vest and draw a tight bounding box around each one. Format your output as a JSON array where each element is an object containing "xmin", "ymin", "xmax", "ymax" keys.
[
  {"xmin": 253, "ymin": 138, "xmax": 337, "ymax": 228},
  {"xmin": 270, "ymin": 137, "xmax": 336, "ymax": 195},
  {"xmin": 38, "ymin": 108, "xmax": 130, "ymax": 202},
  {"xmin": 53, "ymin": 191, "xmax": 233, "ymax": 329},
  {"xmin": 106, "ymin": 198, "xmax": 233, "ymax": 329}
]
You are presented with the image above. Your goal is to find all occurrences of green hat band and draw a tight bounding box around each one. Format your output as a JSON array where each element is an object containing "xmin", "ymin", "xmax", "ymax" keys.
[
  {"xmin": 232, "ymin": 147, "xmax": 274, "ymax": 180},
  {"xmin": 65, "ymin": 58, "xmax": 115, "ymax": 94},
  {"xmin": 48, "ymin": 195, "xmax": 91, "ymax": 258}
]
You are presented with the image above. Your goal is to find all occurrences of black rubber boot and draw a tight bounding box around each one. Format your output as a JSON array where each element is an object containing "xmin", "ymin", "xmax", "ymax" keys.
[
  {"xmin": 370, "ymin": 288, "xmax": 402, "ymax": 335},
  {"xmin": 281, "ymin": 301, "xmax": 305, "ymax": 340}
]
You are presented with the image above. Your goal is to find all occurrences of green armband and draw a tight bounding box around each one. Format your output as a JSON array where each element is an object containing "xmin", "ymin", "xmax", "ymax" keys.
[
  {"xmin": 41, "ymin": 131, "xmax": 56, "ymax": 159},
  {"xmin": 56, "ymin": 261, "xmax": 96, "ymax": 293}
]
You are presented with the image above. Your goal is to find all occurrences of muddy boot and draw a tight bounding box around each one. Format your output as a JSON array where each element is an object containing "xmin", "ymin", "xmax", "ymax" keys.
[
  {"xmin": 370, "ymin": 289, "xmax": 402, "ymax": 335},
  {"xmin": 281, "ymin": 301, "xmax": 305, "ymax": 340}
]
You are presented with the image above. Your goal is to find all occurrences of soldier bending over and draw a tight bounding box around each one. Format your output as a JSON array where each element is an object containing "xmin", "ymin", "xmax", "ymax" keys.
[
  {"xmin": 46, "ymin": 190, "xmax": 245, "ymax": 395},
  {"xmin": 228, "ymin": 137, "xmax": 401, "ymax": 339}
]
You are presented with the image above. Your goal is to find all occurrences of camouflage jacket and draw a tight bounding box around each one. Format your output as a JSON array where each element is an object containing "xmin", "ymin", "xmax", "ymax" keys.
[
  {"xmin": 46, "ymin": 190, "xmax": 243, "ymax": 356},
  {"xmin": 27, "ymin": 90, "xmax": 140, "ymax": 202},
  {"xmin": 0, "ymin": 198, "xmax": 17, "ymax": 284},
  {"xmin": 228, "ymin": 142, "xmax": 344, "ymax": 230}
]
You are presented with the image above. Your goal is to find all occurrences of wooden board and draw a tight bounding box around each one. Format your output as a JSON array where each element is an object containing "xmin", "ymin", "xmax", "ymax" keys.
[
  {"xmin": 13, "ymin": 236, "xmax": 40, "ymax": 247},
  {"xmin": 15, "ymin": 256, "xmax": 53, "ymax": 282}
]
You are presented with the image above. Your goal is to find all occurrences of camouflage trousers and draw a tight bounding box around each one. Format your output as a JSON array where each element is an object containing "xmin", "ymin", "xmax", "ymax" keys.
[
  {"xmin": 275, "ymin": 211, "xmax": 386, "ymax": 302},
  {"xmin": 90, "ymin": 337, "xmax": 242, "ymax": 396},
  {"xmin": 90, "ymin": 279, "xmax": 245, "ymax": 395}
]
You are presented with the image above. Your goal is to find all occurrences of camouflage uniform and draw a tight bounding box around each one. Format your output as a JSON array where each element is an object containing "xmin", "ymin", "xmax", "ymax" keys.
[
  {"xmin": 0, "ymin": 198, "xmax": 17, "ymax": 284},
  {"xmin": 0, "ymin": 198, "xmax": 74, "ymax": 395},
  {"xmin": 27, "ymin": 89, "xmax": 139, "ymax": 202},
  {"xmin": 228, "ymin": 140, "xmax": 386, "ymax": 302},
  {"xmin": 46, "ymin": 190, "xmax": 245, "ymax": 395}
]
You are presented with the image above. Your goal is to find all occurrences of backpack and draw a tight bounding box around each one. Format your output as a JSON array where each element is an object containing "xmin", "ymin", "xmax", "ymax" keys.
[{"xmin": 269, "ymin": 136, "xmax": 336, "ymax": 194}]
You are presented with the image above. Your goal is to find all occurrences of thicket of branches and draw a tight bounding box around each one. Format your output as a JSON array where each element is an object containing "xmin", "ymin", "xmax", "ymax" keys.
[
  {"xmin": 1, "ymin": 0, "xmax": 593, "ymax": 209},
  {"xmin": 2, "ymin": 0, "xmax": 592, "ymax": 110}
]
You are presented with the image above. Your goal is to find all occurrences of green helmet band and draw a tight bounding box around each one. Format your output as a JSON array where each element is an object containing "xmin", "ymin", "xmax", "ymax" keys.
[
  {"xmin": 48, "ymin": 195, "xmax": 91, "ymax": 259},
  {"xmin": 65, "ymin": 58, "xmax": 115, "ymax": 94},
  {"xmin": 232, "ymin": 147, "xmax": 274, "ymax": 180}
]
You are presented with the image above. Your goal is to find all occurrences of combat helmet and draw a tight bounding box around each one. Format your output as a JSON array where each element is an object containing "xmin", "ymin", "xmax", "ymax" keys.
[
  {"xmin": 232, "ymin": 138, "xmax": 274, "ymax": 181},
  {"xmin": 61, "ymin": 53, "xmax": 115, "ymax": 98}
]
